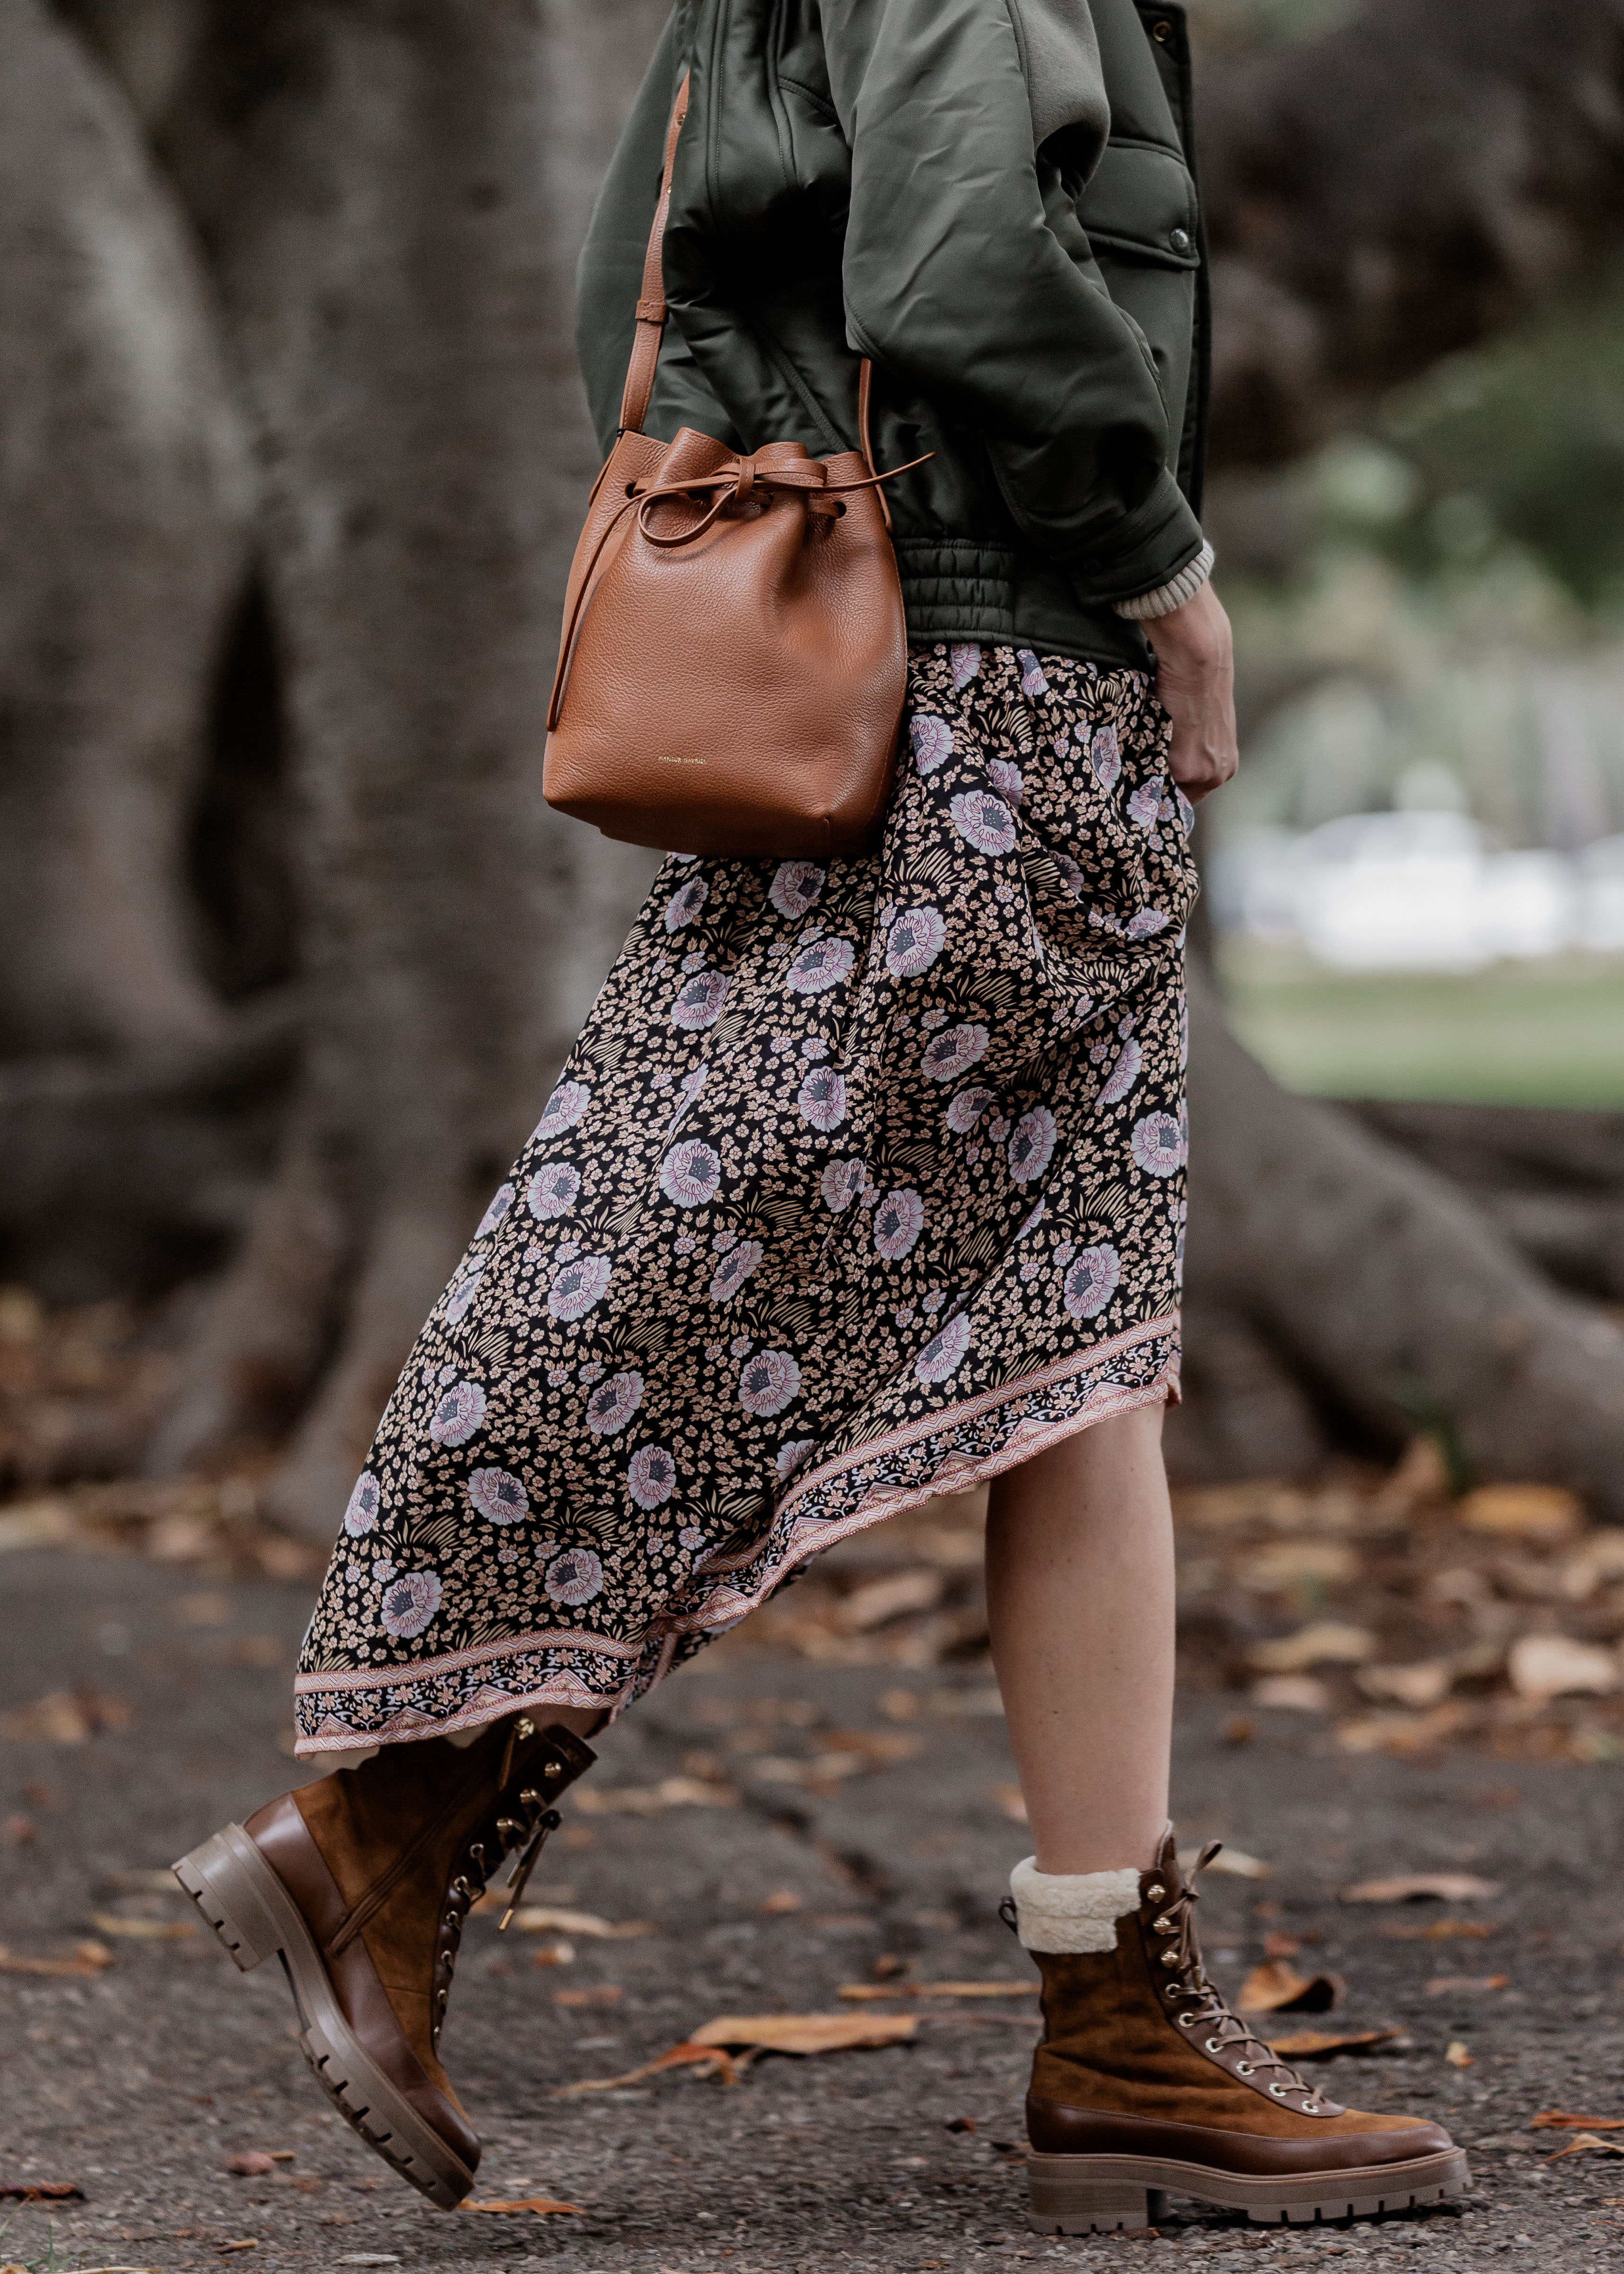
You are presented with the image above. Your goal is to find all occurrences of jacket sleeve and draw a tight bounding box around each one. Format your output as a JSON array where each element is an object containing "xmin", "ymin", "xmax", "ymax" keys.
[{"xmin": 821, "ymin": 0, "xmax": 1205, "ymax": 605}]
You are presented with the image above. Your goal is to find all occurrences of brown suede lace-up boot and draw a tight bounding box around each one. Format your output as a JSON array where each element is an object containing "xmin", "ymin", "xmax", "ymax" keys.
[
  {"xmin": 1015, "ymin": 1831, "xmax": 1468, "ymax": 2233},
  {"xmin": 174, "ymin": 1718, "xmax": 594, "ymax": 2208}
]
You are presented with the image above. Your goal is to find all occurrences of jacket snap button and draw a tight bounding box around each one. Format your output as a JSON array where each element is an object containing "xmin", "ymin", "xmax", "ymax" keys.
[
  {"xmin": 1153, "ymin": 19, "xmax": 1173, "ymax": 39},
  {"xmin": 1169, "ymin": 228, "xmax": 1191, "ymax": 252}
]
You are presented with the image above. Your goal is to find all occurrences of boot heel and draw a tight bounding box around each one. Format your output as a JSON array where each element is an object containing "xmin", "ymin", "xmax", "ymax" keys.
[
  {"xmin": 1026, "ymin": 2156, "xmax": 1151, "ymax": 2235},
  {"xmin": 173, "ymin": 1825, "xmax": 285, "ymax": 1972}
]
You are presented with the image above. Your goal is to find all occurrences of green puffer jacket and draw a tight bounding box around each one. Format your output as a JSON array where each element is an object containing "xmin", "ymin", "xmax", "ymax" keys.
[{"xmin": 577, "ymin": 0, "xmax": 1209, "ymax": 672}]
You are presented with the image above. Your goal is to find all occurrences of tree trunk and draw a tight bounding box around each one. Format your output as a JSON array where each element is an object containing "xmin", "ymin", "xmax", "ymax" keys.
[
  {"xmin": 1172, "ymin": 966, "xmax": 1624, "ymax": 1511},
  {"xmin": 0, "ymin": 0, "xmax": 251, "ymax": 1061},
  {"xmin": 135, "ymin": 0, "xmax": 664, "ymax": 1526}
]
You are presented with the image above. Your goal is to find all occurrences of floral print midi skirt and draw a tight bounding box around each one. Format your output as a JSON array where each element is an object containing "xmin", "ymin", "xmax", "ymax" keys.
[{"xmin": 294, "ymin": 644, "xmax": 1197, "ymax": 1752}]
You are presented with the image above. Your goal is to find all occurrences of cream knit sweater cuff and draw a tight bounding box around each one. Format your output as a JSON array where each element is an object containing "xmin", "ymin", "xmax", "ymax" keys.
[{"xmin": 1112, "ymin": 539, "xmax": 1216, "ymax": 621}]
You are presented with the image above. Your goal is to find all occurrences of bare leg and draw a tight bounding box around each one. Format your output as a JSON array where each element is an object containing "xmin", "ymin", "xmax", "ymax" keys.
[{"xmin": 985, "ymin": 1399, "xmax": 1175, "ymax": 1875}]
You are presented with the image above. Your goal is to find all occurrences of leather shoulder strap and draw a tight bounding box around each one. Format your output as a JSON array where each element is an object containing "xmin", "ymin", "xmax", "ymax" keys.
[{"xmin": 618, "ymin": 72, "xmax": 691, "ymax": 437}]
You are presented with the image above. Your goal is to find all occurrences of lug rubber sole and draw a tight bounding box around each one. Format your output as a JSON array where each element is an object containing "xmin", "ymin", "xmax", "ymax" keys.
[
  {"xmin": 1026, "ymin": 2146, "xmax": 1470, "ymax": 2233},
  {"xmin": 173, "ymin": 1823, "xmax": 476, "ymax": 2211}
]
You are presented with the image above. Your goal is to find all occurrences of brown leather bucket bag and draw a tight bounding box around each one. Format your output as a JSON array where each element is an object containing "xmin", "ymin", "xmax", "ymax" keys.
[{"xmin": 543, "ymin": 77, "xmax": 925, "ymax": 859}]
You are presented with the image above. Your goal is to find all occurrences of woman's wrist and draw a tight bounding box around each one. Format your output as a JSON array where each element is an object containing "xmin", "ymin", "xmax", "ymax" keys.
[{"xmin": 1112, "ymin": 541, "xmax": 1215, "ymax": 622}]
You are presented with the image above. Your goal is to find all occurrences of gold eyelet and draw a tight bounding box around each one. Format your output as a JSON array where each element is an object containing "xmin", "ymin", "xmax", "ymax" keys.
[
  {"xmin": 1145, "ymin": 1884, "xmax": 1166, "ymax": 1902},
  {"xmin": 1269, "ymin": 2084, "xmax": 1288, "ymax": 2098},
  {"xmin": 1159, "ymin": 1950, "xmax": 1180, "ymax": 1968},
  {"xmin": 1236, "ymin": 2060, "xmax": 1254, "ymax": 2076},
  {"xmin": 1175, "ymin": 2012, "xmax": 1196, "ymax": 2026},
  {"xmin": 1204, "ymin": 2038, "xmax": 1223, "ymax": 2053},
  {"xmin": 1154, "ymin": 1914, "xmax": 1174, "ymax": 1932}
]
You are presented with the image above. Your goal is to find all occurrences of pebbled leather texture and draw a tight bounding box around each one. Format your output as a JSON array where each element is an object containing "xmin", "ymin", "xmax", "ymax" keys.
[
  {"xmin": 1025, "ymin": 2100, "xmax": 1455, "ymax": 2174},
  {"xmin": 543, "ymin": 74, "xmax": 909, "ymax": 861}
]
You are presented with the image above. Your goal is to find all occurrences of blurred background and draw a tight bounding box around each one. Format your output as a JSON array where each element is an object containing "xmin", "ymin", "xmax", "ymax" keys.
[{"xmin": 3, "ymin": 0, "xmax": 1624, "ymax": 1649}]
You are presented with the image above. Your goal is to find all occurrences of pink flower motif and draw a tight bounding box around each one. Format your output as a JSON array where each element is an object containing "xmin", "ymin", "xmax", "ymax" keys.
[
  {"xmin": 1016, "ymin": 649, "xmax": 1050, "ymax": 697},
  {"xmin": 885, "ymin": 905, "xmax": 946, "ymax": 978},
  {"xmin": 769, "ymin": 859, "xmax": 825, "ymax": 919},
  {"xmin": 628, "ymin": 1444, "xmax": 677, "ymax": 1509},
  {"xmin": 429, "ymin": 1380, "xmax": 487, "ymax": 1446},
  {"xmin": 873, "ymin": 1187, "xmax": 925, "ymax": 1261},
  {"xmin": 664, "ymin": 875, "xmax": 709, "ymax": 931},
  {"xmin": 660, "ymin": 1138, "xmax": 722, "ymax": 1208},
  {"xmin": 909, "ymin": 713, "xmax": 954, "ymax": 774},
  {"xmin": 1098, "ymin": 1037, "xmax": 1143, "ymax": 1107},
  {"xmin": 548, "ymin": 1253, "xmax": 612, "ymax": 1321},
  {"xmin": 1175, "ymin": 786, "xmax": 1195, "ymax": 835},
  {"xmin": 821, "ymin": 1158, "xmax": 867, "ymax": 1213},
  {"xmin": 739, "ymin": 1347, "xmax": 801, "ymax": 1417},
  {"xmin": 475, "ymin": 1182, "xmax": 514, "ymax": 1236},
  {"xmin": 586, "ymin": 1369, "xmax": 643, "ymax": 1435},
  {"xmin": 343, "ymin": 1471, "xmax": 381, "ymax": 1536},
  {"xmin": 776, "ymin": 1438, "xmax": 815, "ymax": 1480},
  {"xmin": 379, "ymin": 1570, "xmax": 441, "ymax": 1639},
  {"xmin": 1128, "ymin": 775, "xmax": 1166, "ymax": 830},
  {"xmin": 786, "ymin": 936, "xmax": 856, "ymax": 995},
  {"xmin": 709, "ymin": 1238, "xmax": 763, "ymax": 1303},
  {"xmin": 1008, "ymin": 1106, "xmax": 1058, "ymax": 1185},
  {"xmin": 671, "ymin": 969, "xmax": 731, "ymax": 1029},
  {"xmin": 527, "ymin": 1162, "xmax": 580, "ymax": 1221},
  {"xmin": 945, "ymin": 1085, "xmax": 992, "ymax": 1134},
  {"xmin": 1125, "ymin": 906, "xmax": 1170, "ymax": 939},
  {"xmin": 1052, "ymin": 852, "xmax": 1084, "ymax": 898},
  {"xmin": 922, "ymin": 1022, "xmax": 990, "ymax": 1083},
  {"xmin": 1131, "ymin": 1111, "xmax": 1186, "ymax": 1177},
  {"xmin": 444, "ymin": 1263, "xmax": 484, "ymax": 1325},
  {"xmin": 1091, "ymin": 727, "xmax": 1121, "ymax": 791},
  {"xmin": 1064, "ymin": 1244, "xmax": 1121, "ymax": 1319},
  {"xmin": 949, "ymin": 789, "xmax": 1016, "ymax": 857},
  {"xmin": 915, "ymin": 1309, "xmax": 971, "ymax": 1385},
  {"xmin": 679, "ymin": 1524, "xmax": 708, "ymax": 1551},
  {"xmin": 468, "ymin": 1466, "xmax": 529, "ymax": 1525},
  {"xmin": 988, "ymin": 758, "xmax": 1025, "ymax": 806},
  {"xmin": 544, "ymin": 1546, "xmax": 604, "ymax": 1607},
  {"xmin": 798, "ymin": 1066, "xmax": 847, "ymax": 1130},
  {"xmin": 536, "ymin": 1079, "xmax": 591, "ymax": 1136}
]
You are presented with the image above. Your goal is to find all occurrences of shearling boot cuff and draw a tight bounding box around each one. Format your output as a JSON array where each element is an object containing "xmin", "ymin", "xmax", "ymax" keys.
[{"xmin": 1009, "ymin": 1855, "xmax": 1141, "ymax": 1953}]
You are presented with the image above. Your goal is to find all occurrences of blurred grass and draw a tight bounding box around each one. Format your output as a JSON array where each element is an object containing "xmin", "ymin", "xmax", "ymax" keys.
[{"xmin": 1220, "ymin": 941, "xmax": 1624, "ymax": 1107}]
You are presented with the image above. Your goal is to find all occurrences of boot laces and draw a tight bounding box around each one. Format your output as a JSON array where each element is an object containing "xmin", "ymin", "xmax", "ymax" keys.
[
  {"xmin": 433, "ymin": 1724, "xmax": 563, "ymax": 2041},
  {"xmin": 1155, "ymin": 1842, "xmax": 1320, "ymax": 2108}
]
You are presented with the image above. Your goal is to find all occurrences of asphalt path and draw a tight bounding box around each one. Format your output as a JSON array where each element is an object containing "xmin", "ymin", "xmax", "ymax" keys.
[{"xmin": 2, "ymin": 1543, "xmax": 1622, "ymax": 2274}]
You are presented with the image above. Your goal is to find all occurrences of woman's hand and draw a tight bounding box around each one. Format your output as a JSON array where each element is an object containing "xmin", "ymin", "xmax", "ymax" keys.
[{"xmin": 1141, "ymin": 579, "xmax": 1238, "ymax": 803}]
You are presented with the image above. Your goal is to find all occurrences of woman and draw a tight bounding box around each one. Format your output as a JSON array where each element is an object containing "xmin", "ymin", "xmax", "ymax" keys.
[{"xmin": 174, "ymin": 0, "xmax": 1465, "ymax": 2237}]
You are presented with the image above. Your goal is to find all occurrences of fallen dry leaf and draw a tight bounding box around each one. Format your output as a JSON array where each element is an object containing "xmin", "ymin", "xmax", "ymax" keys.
[
  {"xmin": 838, "ymin": 1981, "xmax": 1036, "ymax": 2001},
  {"xmin": 1507, "ymin": 1633, "xmax": 1618, "ymax": 1705},
  {"xmin": 225, "ymin": 2153, "xmax": 277, "ymax": 2177},
  {"xmin": 0, "ymin": 2182, "xmax": 85, "ymax": 2201},
  {"xmin": 1334, "ymin": 1703, "xmax": 1473, "ymax": 1757},
  {"xmin": 1341, "ymin": 1873, "xmax": 1501, "ymax": 1904},
  {"xmin": 0, "ymin": 1688, "xmax": 132, "ymax": 1743},
  {"xmin": 1201, "ymin": 1845, "xmax": 1273, "ymax": 1882},
  {"xmin": 1445, "ymin": 2040, "xmax": 1474, "ymax": 2068},
  {"xmin": 760, "ymin": 1889, "xmax": 803, "ymax": 1914},
  {"xmin": 510, "ymin": 1905, "xmax": 652, "ymax": 1939},
  {"xmin": 554, "ymin": 2040, "xmax": 745, "ymax": 2096},
  {"xmin": 0, "ymin": 1939, "xmax": 114, "ymax": 1977},
  {"xmin": 1530, "ymin": 2110, "xmax": 1624, "ymax": 2130},
  {"xmin": 835, "ymin": 1569, "xmax": 945, "ymax": 1633},
  {"xmin": 816, "ymin": 1727, "xmax": 924, "ymax": 1765},
  {"xmin": 1250, "ymin": 1675, "xmax": 1330, "ymax": 1714},
  {"xmin": 553, "ymin": 1984, "xmax": 621, "ymax": 2009},
  {"xmin": 1381, "ymin": 1918, "xmax": 1495, "ymax": 1941},
  {"xmin": 1236, "ymin": 1959, "xmax": 1342, "ymax": 2015},
  {"xmin": 88, "ymin": 1911, "xmax": 194, "ymax": 1942},
  {"xmin": 1459, "ymin": 1484, "xmax": 1581, "ymax": 1542},
  {"xmin": 1542, "ymin": 2132, "xmax": 1624, "ymax": 2165},
  {"xmin": 690, "ymin": 2011, "xmax": 919, "ymax": 2055},
  {"xmin": 573, "ymin": 1775, "xmax": 737, "ymax": 1815},
  {"xmin": 1249, "ymin": 1622, "xmax": 1376, "ymax": 1674},
  {"xmin": 217, "ymin": 2244, "xmax": 259, "ymax": 2256},
  {"xmin": 1356, "ymin": 1661, "xmax": 1454, "ymax": 1710},
  {"xmin": 1425, "ymin": 1974, "xmax": 1509, "ymax": 1995},
  {"xmin": 1265, "ymin": 2028, "xmax": 1404, "ymax": 2058},
  {"xmin": 530, "ymin": 1939, "xmax": 574, "ymax": 1967},
  {"xmin": 461, "ymin": 2197, "xmax": 584, "ymax": 2216}
]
